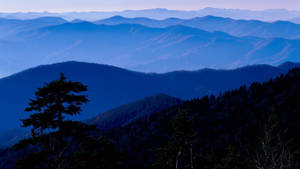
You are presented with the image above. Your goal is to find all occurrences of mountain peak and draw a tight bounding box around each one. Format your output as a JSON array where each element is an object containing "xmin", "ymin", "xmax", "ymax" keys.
[
  {"xmin": 278, "ymin": 62, "xmax": 300, "ymax": 70},
  {"xmin": 28, "ymin": 16, "xmax": 67, "ymax": 22},
  {"xmin": 107, "ymin": 15, "xmax": 127, "ymax": 20}
]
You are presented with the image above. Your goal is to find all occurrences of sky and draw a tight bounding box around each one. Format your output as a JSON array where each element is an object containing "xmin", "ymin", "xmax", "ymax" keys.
[{"xmin": 0, "ymin": 0, "xmax": 300, "ymax": 12}]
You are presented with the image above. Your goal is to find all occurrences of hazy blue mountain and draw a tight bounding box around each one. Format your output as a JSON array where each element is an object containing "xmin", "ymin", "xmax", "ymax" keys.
[
  {"xmin": 87, "ymin": 94, "xmax": 182, "ymax": 130},
  {"xmin": 1, "ymin": 8, "xmax": 300, "ymax": 21},
  {"xmin": 1, "ymin": 22, "xmax": 300, "ymax": 77},
  {"xmin": 277, "ymin": 61, "xmax": 300, "ymax": 70},
  {"xmin": 0, "ymin": 61, "xmax": 298, "ymax": 131},
  {"xmin": 291, "ymin": 17, "xmax": 300, "ymax": 24},
  {"xmin": 194, "ymin": 8, "xmax": 300, "ymax": 21},
  {"xmin": 95, "ymin": 15, "xmax": 300, "ymax": 39},
  {"xmin": 0, "ymin": 17, "xmax": 67, "ymax": 39}
]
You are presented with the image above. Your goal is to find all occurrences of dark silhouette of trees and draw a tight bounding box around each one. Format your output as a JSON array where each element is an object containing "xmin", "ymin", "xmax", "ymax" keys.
[
  {"xmin": 254, "ymin": 113, "xmax": 296, "ymax": 169},
  {"xmin": 22, "ymin": 73, "xmax": 88, "ymax": 138},
  {"xmin": 15, "ymin": 73, "xmax": 91, "ymax": 169},
  {"xmin": 14, "ymin": 73, "xmax": 124, "ymax": 169},
  {"xmin": 69, "ymin": 136, "xmax": 124, "ymax": 169},
  {"xmin": 153, "ymin": 68, "xmax": 300, "ymax": 169},
  {"xmin": 2, "ymin": 68, "xmax": 300, "ymax": 169},
  {"xmin": 154, "ymin": 111, "xmax": 198, "ymax": 169}
]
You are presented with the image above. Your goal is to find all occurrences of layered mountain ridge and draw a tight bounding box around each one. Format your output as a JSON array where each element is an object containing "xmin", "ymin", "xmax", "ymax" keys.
[
  {"xmin": 0, "ymin": 61, "xmax": 299, "ymax": 131},
  {"xmin": 1, "ymin": 18, "xmax": 300, "ymax": 77}
]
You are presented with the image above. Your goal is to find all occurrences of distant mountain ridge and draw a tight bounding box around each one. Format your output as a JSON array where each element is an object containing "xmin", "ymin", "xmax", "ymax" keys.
[
  {"xmin": 95, "ymin": 15, "xmax": 300, "ymax": 39},
  {"xmin": 0, "ymin": 61, "xmax": 299, "ymax": 131},
  {"xmin": 1, "ymin": 21, "xmax": 300, "ymax": 77},
  {"xmin": 291, "ymin": 17, "xmax": 300, "ymax": 24},
  {"xmin": 0, "ymin": 17, "xmax": 67, "ymax": 39},
  {"xmin": 1, "ymin": 8, "xmax": 300, "ymax": 21}
]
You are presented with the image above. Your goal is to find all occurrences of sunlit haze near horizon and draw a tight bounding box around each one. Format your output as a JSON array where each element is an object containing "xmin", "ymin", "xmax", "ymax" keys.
[{"xmin": 0, "ymin": 0, "xmax": 300, "ymax": 12}]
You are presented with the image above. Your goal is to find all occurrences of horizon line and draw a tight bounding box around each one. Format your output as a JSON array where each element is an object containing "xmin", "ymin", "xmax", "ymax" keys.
[{"xmin": 1, "ymin": 7, "xmax": 300, "ymax": 13}]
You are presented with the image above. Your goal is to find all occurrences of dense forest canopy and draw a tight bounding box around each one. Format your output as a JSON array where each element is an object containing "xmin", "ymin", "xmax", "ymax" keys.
[{"xmin": 107, "ymin": 68, "xmax": 300, "ymax": 169}]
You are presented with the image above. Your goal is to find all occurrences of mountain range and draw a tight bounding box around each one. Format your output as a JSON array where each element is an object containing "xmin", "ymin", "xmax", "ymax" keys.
[
  {"xmin": 0, "ymin": 61, "xmax": 299, "ymax": 132},
  {"xmin": 95, "ymin": 15, "xmax": 300, "ymax": 39},
  {"xmin": 1, "ymin": 8, "xmax": 300, "ymax": 168},
  {"xmin": 0, "ymin": 17, "xmax": 67, "ymax": 39},
  {"xmin": 1, "ymin": 8, "xmax": 300, "ymax": 21},
  {"xmin": 1, "ymin": 19, "xmax": 300, "ymax": 77}
]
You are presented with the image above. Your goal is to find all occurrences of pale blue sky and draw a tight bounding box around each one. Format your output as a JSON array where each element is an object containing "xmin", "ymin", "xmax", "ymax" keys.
[{"xmin": 0, "ymin": 0, "xmax": 300, "ymax": 12}]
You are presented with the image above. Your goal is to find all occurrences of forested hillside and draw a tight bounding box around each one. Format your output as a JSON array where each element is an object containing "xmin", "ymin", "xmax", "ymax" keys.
[
  {"xmin": 88, "ymin": 94, "xmax": 182, "ymax": 130},
  {"xmin": 1, "ymin": 66, "xmax": 300, "ymax": 169},
  {"xmin": 106, "ymin": 67, "xmax": 300, "ymax": 169}
]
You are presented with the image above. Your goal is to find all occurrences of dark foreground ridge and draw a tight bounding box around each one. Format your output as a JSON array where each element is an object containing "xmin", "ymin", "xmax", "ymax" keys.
[{"xmin": 0, "ymin": 66, "xmax": 300, "ymax": 168}]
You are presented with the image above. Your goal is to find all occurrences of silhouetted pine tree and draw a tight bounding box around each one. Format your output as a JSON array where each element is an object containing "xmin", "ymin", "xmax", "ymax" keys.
[
  {"xmin": 22, "ymin": 73, "xmax": 88, "ymax": 138},
  {"xmin": 15, "ymin": 73, "xmax": 90, "ymax": 169}
]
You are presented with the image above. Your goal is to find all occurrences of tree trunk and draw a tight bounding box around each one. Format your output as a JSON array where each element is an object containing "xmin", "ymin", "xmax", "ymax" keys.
[
  {"xmin": 176, "ymin": 155, "xmax": 179, "ymax": 169},
  {"xmin": 190, "ymin": 143, "xmax": 193, "ymax": 169},
  {"xmin": 58, "ymin": 111, "xmax": 63, "ymax": 148},
  {"xmin": 176, "ymin": 150, "xmax": 181, "ymax": 169}
]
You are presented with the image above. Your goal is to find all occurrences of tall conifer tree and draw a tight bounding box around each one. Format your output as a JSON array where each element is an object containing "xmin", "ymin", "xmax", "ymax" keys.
[{"xmin": 22, "ymin": 73, "xmax": 88, "ymax": 138}]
